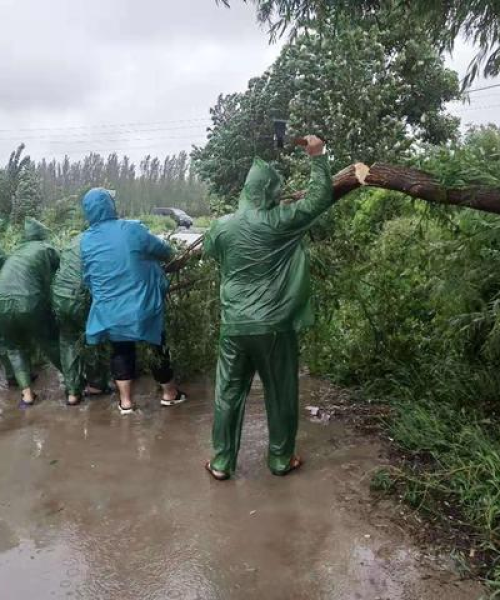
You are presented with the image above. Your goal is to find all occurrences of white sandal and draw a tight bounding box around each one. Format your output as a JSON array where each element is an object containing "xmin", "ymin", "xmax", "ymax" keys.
[
  {"xmin": 161, "ymin": 391, "xmax": 187, "ymax": 407},
  {"xmin": 118, "ymin": 402, "xmax": 136, "ymax": 415}
]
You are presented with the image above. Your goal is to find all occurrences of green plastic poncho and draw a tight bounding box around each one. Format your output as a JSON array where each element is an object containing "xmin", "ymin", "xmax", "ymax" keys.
[
  {"xmin": 0, "ymin": 218, "xmax": 61, "ymax": 389},
  {"xmin": 52, "ymin": 235, "xmax": 87, "ymax": 323},
  {"xmin": 52, "ymin": 235, "xmax": 109, "ymax": 396},
  {"xmin": 205, "ymin": 154, "xmax": 333, "ymax": 475},
  {"xmin": 205, "ymin": 155, "xmax": 332, "ymax": 336},
  {"xmin": 0, "ymin": 246, "xmax": 14, "ymax": 383}
]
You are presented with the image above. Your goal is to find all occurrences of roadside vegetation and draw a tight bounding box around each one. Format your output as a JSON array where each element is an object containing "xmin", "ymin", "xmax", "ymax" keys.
[{"xmin": 198, "ymin": 3, "xmax": 500, "ymax": 592}]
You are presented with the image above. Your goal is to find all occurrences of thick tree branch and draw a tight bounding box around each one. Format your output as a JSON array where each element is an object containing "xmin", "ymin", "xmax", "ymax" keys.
[
  {"xmin": 293, "ymin": 161, "xmax": 500, "ymax": 216},
  {"xmin": 364, "ymin": 163, "xmax": 500, "ymax": 215},
  {"xmin": 333, "ymin": 162, "xmax": 370, "ymax": 200}
]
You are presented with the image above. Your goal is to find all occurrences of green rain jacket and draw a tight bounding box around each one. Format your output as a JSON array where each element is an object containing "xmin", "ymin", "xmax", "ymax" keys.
[
  {"xmin": 52, "ymin": 234, "xmax": 87, "ymax": 323},
  {"xmin": 0, "ymin": 218, "xmax": 59, "ymax": 315},
  {"xmin": 204, "ymin": 155, "xmax": 332, "ymax": 336}
]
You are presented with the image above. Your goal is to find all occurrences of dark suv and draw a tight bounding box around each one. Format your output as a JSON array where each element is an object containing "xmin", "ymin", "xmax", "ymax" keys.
[{"xmin": 152, "ymin": 207, "xmax": 193, "ymax": 229}]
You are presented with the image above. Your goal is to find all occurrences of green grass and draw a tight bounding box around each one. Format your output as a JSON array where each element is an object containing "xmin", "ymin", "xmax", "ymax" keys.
[
  {"xmin": 371, "ymin": 394, "xmax": 500, "ymax": 594},
  {"xmin": 193, "ymin": 215, "xmax": 213, "ymax": 228},
  {"xmin": 136, "ymin": 214, "xmax": 176, "ymax": 234}
]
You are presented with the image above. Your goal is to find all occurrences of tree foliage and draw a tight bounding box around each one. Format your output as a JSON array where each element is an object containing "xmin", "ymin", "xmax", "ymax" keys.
[
  {"xmin": 0, "ymin": 144, "xmax": 31, "ymax": 218},
  {"xmin": 219, "ymin": 0, "xmax": 500, "ymax": 85},
  {"xmin": 194, "ymin": 13, "xmax": 459, "ymax": 203},
  {"xmin": 0, "ymin": 149, "xmax": 210, "ymax": 224},
  {"xmin": 10, "ymin": 165, "xmax": 42, "ymax": 225},
  {"xmin": 192, "ymin": 51, "xmax": 296, "ymax": 204}
]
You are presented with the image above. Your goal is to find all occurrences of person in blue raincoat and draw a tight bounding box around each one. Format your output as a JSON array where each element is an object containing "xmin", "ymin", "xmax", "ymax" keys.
[{"xmin": 81, "ymin": 188, "xmax": 187, "ymax": 414}]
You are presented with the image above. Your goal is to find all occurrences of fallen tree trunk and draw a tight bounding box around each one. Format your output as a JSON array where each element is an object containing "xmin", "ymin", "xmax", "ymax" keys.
[
  {"xmin": 364, "ymin": 163, "xmax": 500, "ymax": 215},
  {"xmin": 283, "ymin": 162, "xmax": 369, "ymax": 204},
  {"xmin": 292, "ymin": 162, "xmax": 500, "ymax": 214},
  {"xmin": 333, "ymin": 162, "xmax": 370, "ymax": 200}
]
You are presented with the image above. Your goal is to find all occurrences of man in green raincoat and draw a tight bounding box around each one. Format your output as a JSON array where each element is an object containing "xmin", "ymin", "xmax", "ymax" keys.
[
  {"xmin": 51, "ymin": 234, "xmax": 111, "ymax": 406},
  {"xmin": 204, "ymin": 135, "xmax": 331, "ymax": 480},
  {"xmin": 0, "ymin": 218, "xmax": 61, "ymax": 405}
]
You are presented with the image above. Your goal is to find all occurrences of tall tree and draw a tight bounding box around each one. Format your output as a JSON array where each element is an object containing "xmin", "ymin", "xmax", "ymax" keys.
[
  {"xmin": 0, "ymin": 144, "xmax": 31, "ymax": 218},
  {"xmin": 194, "ymin": 12, "xmax": 460, "ymax": 202},
  {"xmin": 10, "ymin": 165, "xmax": 42, "ymax": 224},
  {"xmin": 219, "ymin": 0, "xmax": 500, "ymax": 85}
]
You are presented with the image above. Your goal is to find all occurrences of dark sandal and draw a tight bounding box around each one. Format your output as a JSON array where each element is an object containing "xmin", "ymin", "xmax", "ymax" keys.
[
  {"xmin": 271, "ymin": 456, "xmax": 303, "ymax": 477},
  {"xmin": 161, "ymin": 390, "xmax": 187, "ymax": 407},
  {"xmin": 205, "ymin": 461, "xmax": 231, "ymax": 481},
  {"xmin": 19, "ymin": 393, "xmax": 38, "ymax": 409}
]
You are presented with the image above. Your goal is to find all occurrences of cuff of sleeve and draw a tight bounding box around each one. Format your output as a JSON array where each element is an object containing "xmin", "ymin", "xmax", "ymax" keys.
[{"xmin": 311, "ymin": 153, "xmax": 328, "ymax": 162}]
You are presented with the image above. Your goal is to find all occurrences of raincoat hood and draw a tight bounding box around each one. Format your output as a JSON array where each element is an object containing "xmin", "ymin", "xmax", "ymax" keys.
[
  {"xmin": 82, "ymin": 188, "xmax": 117, "ymax": 225},
  {"xmin": 24, "ymin": 218, "xmax": 50, "ymax": 241},
  {"xmin": 239, "ymin": 158, "xmax": 282, "ymax": 211}
]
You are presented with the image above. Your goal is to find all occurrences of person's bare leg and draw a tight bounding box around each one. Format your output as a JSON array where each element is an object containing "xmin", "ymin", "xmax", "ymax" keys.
[
  {"xmin": 67, "ymin": 394, "xmax": 80, "ymax": 406},
  {"xmin": 21, "ymin": 387, "xmax": 35, "ymax": 405},
  {"xmin": 161, "ymin": 381, "xmax": 177, "ymax": 402},
  {"xmin": 116, "ymin": 380, "xmax": 133, "ymax": 411}
]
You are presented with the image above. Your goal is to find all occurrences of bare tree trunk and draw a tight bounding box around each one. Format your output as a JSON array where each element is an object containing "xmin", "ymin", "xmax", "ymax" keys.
[{"xmin": 364, "ymin": 163, "xmax": 500, "ymax": 215}]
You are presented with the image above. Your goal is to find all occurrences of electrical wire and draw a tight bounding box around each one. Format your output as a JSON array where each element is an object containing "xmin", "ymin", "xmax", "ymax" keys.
[{"xmin": 0, "ymin": 117, "xmax": 211, "ymax": 134}]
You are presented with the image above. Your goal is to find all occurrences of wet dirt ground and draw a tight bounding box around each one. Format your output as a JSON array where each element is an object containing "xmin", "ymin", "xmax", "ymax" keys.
[{"xmin": 0, "ymin": 370, "xmax": 486, "ymax": 600}]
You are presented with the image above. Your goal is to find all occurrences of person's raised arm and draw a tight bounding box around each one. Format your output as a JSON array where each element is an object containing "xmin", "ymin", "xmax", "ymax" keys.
[
  {"xmin": 203, "ymin": 224, "xmax": 219, "ymax": 262},
  {"xmin": 269, "ymin": 135, "xmax": 332, "ymax": 233},
  {"xmin": 138, "ymin": 224, "xmax": 173, "ymax": 262}
]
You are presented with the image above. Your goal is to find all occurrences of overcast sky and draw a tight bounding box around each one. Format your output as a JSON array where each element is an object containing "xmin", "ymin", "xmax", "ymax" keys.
[{"xmin": 0, "ymin": 0, "xmax": 498, "ymax": 165}]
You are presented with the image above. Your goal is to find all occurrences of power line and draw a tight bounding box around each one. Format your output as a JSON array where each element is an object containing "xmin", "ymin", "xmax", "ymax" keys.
[
  {"xmin": 0, "ymin": 126, "xmax": 211, "ymax": 142},
  {"xmin": 450, "ymin": 102, "xmax": 500, "ymax": 112},
  {"xmin": 0, "ymin": 117, "xmax": 211, "ymax": 134},
  {"xmin": 465, "ymin": 83, "xmax": 500, "ymax": 94},
  {"xmin": 449, "ymin": 92, "xmax": 500, "ymax": 103},
  {"xmin": 31, "ymin": 138, "xmax": 207, "ymax": 153}
]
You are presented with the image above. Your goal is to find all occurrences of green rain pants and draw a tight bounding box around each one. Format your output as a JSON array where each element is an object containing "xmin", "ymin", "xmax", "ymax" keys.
[
  {"xmin": 0, "ymin": 352, "xmax": 14, "ymax": 381},
  {"xmin": 0, "ymin": 308, "xmax": 61, "ymax": 390},
  {"xmin": 211, "ymin": 331, "xmax": 299, "ymax": 475},
  {"xmin": 55, "ymin": 297, "xmax": 109, "ymax": 397}
]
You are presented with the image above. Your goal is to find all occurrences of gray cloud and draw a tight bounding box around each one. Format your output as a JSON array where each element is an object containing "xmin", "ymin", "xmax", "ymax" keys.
[
  {"xmin": 0, "ymin": 0, "xmax": 280, "ymax": 162},
  {"xmin": 446, "ymin": 40, "xmax": 500, "ymax": 131},
  {"xmin": 1, "ymin": 1, "xmax": 498, "ymax": 165}
]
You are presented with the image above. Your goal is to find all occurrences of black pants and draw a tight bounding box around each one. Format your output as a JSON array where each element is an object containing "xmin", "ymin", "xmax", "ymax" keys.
[{"xmin": 111, "ymin": 336, "xmax": 174, "ymax": 384}]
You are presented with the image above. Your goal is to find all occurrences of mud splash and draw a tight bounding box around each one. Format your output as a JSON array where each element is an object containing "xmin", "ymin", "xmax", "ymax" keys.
[{"xmin": 0, "ymin": 370, "xmax": 486, "ymax": 599}]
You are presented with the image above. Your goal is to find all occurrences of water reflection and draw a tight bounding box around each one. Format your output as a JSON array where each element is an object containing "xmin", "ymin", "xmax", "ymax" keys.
[{"xmin": 0, "ymin": 371, "xmax": 484, "ymax": 600}]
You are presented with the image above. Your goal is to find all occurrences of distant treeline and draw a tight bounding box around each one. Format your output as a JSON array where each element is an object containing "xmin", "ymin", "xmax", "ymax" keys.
[{"xmin": 0, "ymin": 145, "xmax": 210, "ymax": 225}]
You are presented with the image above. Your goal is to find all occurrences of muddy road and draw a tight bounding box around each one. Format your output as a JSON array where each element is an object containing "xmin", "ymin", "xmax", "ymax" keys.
[{"xmin": 0, "ymin": 370, "xmax": 486, "ymax": 599}]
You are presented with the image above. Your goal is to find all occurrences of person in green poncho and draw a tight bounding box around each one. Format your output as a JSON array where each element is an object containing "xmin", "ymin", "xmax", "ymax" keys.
[
  {"xmin": 51, "ymin": 234, "xmax": 111, "ymax": 406},
  {"xmin": 0, "ymin": 246, "xmax": 15, "ymax": 385},
  {"xmin": 0, "ymin": 218, "xmax": 61, "ymax": 405},
  {"xmin": 0, "ymin": 244, "xmax": 39, "ymax": 388},
  {"xmin": 204, "ymin": 135, "xmax": 332, "ymax": 480}
]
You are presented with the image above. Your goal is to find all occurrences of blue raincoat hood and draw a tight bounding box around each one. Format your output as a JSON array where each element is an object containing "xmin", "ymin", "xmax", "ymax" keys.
[{"xmin": 82, "ymin": 188, "xmax": 117, "ymax": 225}]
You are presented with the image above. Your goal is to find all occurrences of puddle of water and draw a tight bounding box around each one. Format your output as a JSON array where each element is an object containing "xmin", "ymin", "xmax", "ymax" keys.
[{"xmin": 0, "ymin": 371, "xmax": 486, "ymax": 600}]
